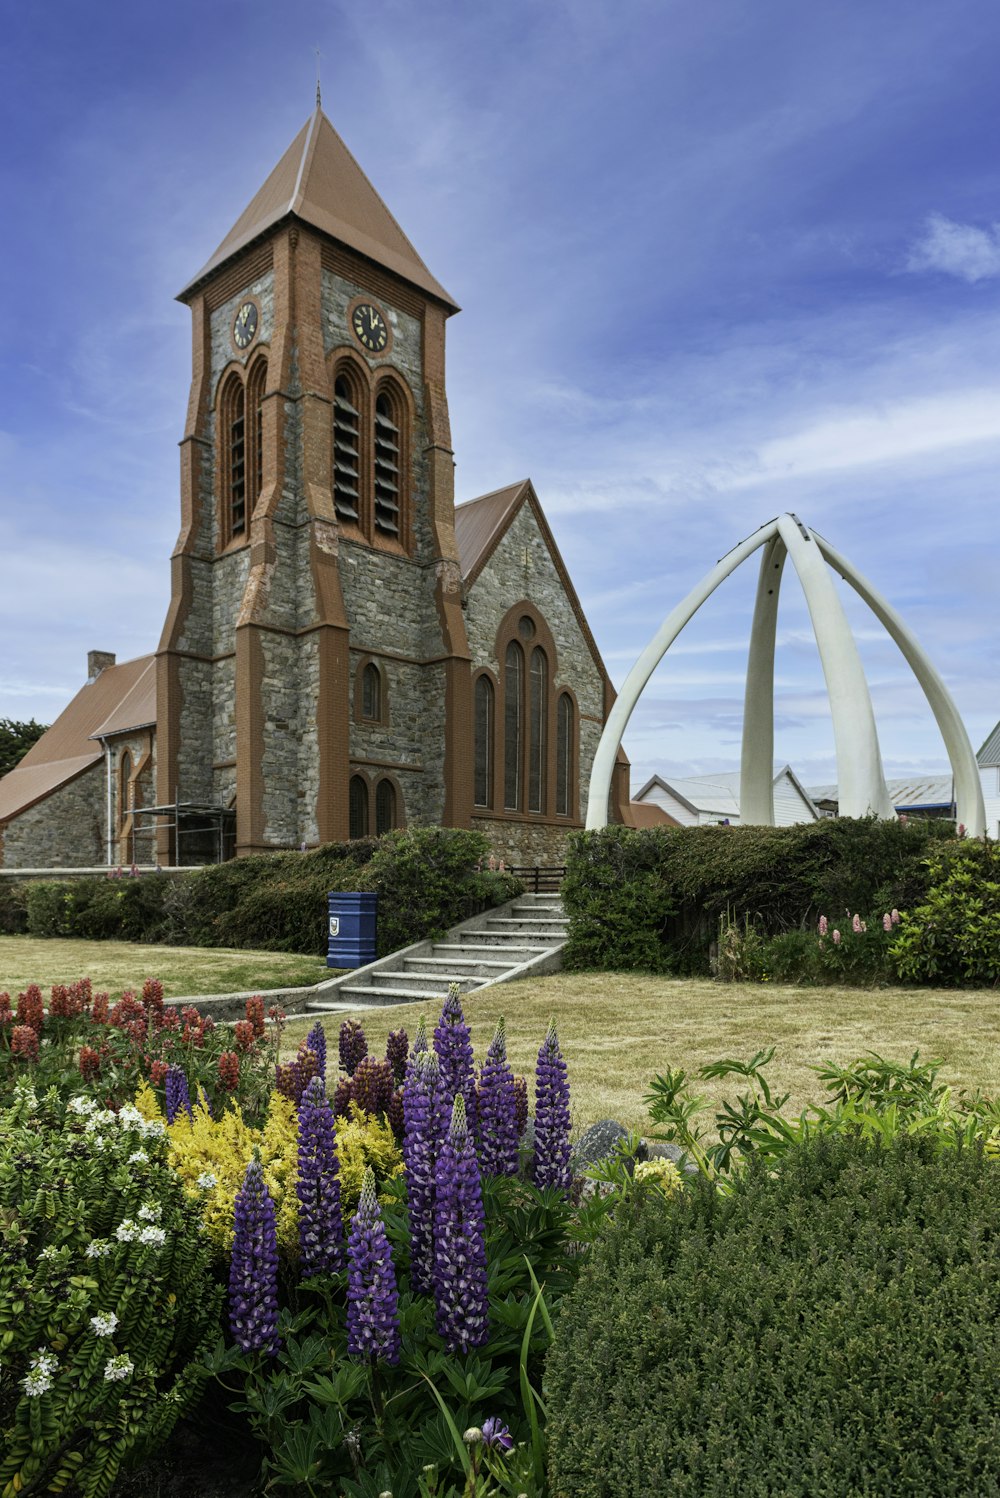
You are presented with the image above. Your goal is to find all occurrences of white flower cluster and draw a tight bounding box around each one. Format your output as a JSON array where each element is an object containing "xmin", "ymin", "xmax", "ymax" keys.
[
  {"xmin": 90, "ymin": 1312, "xmax": 119, "ymax": 1337},
  {"xmin": 196, "ymin": 1172, "xmax": 218, "ymax": 1191},
  {"xmin": 38, "ymin": 1245, "xmax": 63, "ymax": 1263},
  {"xmin": 80, "ymin": 1104, "xmax": 165, "ymax": 1142},
  {"xmin": 13, "ymin": 1080, "xmax": 39, "ymax": 1111},
  {"xmin": 139, "ymin": 1226, "xmax": 166, "ymax": 1246},
  {"xmin": 137, "ymin": 1203, "xmax": 161, "ymax": 1222},
  {"xmin": 85, "ymin": 1238, "xmax": 113, "ymax": 1259},
  {"xmin": 22, "ymin": 1349, "xmax": 58, "ymax": 1397},
  {"xmin": 115, "ymin": 1217, "xmax": 167, "ymax": 1247},
  {"xmin": 103, "ymin": 1354, "xmax": 134, "ymax": 1382},
  {"xmin": 128, "ymin": 1150, "xmax": 150, "ymax": 1165},
  {"xmin": 67, "ymin": 1095, "xmax": 97, "ymax": 1116}
]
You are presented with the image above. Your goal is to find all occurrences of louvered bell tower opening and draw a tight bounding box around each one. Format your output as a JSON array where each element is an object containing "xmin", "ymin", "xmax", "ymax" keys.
[
  {"xmin": 374, "ymin": 392, "xmax": 400, "ymax": 535},
  {"xmin": 333, "ymin": 376, "xmax": 361, "ymax": 523}
]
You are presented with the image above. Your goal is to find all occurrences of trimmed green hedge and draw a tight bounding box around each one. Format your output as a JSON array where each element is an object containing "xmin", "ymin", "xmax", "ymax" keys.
[
  {"xmin": 562, "ymin": 817, "xmax": 952, "ymax": 972},
  {"xmin": 20, "ymin": 828, "xmax": 520, "ymax": 956},
  {"xmin": 547, "ymin": 1131, "xmax": 1000, "ymax": 1497}
]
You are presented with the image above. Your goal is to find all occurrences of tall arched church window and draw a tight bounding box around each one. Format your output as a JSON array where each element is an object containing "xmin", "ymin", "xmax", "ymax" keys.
[
  {"xmin": 349, "ymin": 775, "xmax": 369, "ymax": 840},
  {"xmin": 374, "ymin": 390, "xmax": 401, "ymax": 536},
  {"xmin": 228, "ymin": 383, "xmax": 246, "ymax": 538},
  {"xmin": 362, "ymin": 663, "xmax": 381, "ymax": 721},
  {"xmin": 556, "ymin": 694, "xmax": 574, "ymax": 817},
  {"xmin": 118, "ymin": 750, "xmax": 133, "ymax": 836},
  {"xmin": 333, "ymin": 375, "xmax": 362, "ymax": 523},
  {"xmin": 474, "ymin": 675, "xmax": 494, "ymax": 808},
  {"xmin": 528, "ymin": 648, "xmax": 548, "ymax": 814},
  {"xmin": 247, "ymin": 358, "xmax": 268, "ymax": 512},
  {"xmin": 375, "ymin": 779, "xmax": 396, "ymax": 836},
  {"xmin": 504, "ymin": 642, "xmax": 523, "ymax": 811}
]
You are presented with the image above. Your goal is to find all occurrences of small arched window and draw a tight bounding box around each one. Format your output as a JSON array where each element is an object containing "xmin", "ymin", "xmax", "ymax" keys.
[
  {"xmin": 349, "ymin": 775, "xmax": 369, "ymax": 840},
  {"xmin": 556, "ymin": 694, "xmax": 574, "ymax": 816},
  {"xmin": 118, "ymin": 750, "xmax": 133, "ymax": 834},
  {"xmin": 504, "ymin": 642, "xmax": 523, "ymax": 811},
  {"xmin": 375, "ymin": 779, "xmax": 396, "ymax": 836},
  {"xmin": 228, "ymin": 382, "xmax": 247, "ymax": 538},
  {"xmin": 528, "ymin": 648, "xmax": 547, "ymax": 814},
  {"xmin": 333, "ymin": 374, "xmax": 362, "ymax": 523},
  {"xmin": 361, "ymin": 663, "xmax": 381, "ymax": 721},
  {"xmin": 474, "ymin": 675, "xmax": 494, "ymax": 808},
  {"xmin": 373, "ymin": 389, "xmax": 401, "ymax": 536},
  {"xmin": 247, "ymin": 357, "xmax": 268, "ymax": 512}
]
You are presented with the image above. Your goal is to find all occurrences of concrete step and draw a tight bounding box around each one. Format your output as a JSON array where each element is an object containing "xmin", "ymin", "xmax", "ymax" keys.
[
  {"xmin": 450, "ymin": 936, "xmax": 550, "ymax": 952},
  {"xmin": 467, "ymin": 928, "xmax": 565, "ymax": 944},
  {"xmin": 336, "ymin": 983, "xmax": 458, "ymax": 1006},
  {"xmin": 405, "ymin": 955, "xmax": 516, "ymax": 973},
  {"xmin": 365, "ymin": 970, "xmax": 480, "ymax": 994},
  {"xmin": 486, "ymin": 916, "xmax": 568, "ymax": 928}
]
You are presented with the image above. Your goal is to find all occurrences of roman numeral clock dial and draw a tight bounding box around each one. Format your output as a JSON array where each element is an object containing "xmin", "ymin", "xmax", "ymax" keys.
[{"xmin": 351, "ymin": 302, "xmax": 388, "ymax": 353}]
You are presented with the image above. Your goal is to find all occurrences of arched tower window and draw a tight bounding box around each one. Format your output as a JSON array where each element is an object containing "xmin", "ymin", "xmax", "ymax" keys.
[
  {"xmin": 474, "ymin": 675, "xmax": 494, "ymax": 809},
  {"xmin": 349, "ymin": 775, "xmax": 369, "ymax": 840},
  {"xmin": 528, "ymin": 647, "xmax": 548, "ymax": 814},
  {"xmin": 373, "ymin": 388, "xmax": 401, "ymax": 536},
  {"xmin": 556, "ymin": 694, "xmax": 574, "ymax": 817},
  {"xmin": 503, "ymin": 642, "xmax": 524, "ymax": 811},
  {"xmin": 333, "ymin": 374, "xmax": 362, "ymax": 524},
  {"xmin": 224, "ymin": 378, "xmax": 247, "ymax": 540},
  {"xmin": 375, "ymin": 779, "xmax": 397, "ymax": 835},
  {"xmin": 247, "ymin": 357, "xmax": 268, "ymax": 513},
  {"xmin": 362, "ymin": 663, "xmax": 381, "ymax": 721}
]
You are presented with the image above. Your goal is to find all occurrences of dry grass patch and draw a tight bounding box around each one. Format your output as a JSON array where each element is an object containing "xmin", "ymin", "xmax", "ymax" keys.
[
  {"xmin": 0, "ymin": 936, "xmax": 328, "ymax": 1000},
  {"xmin": 285, "ymin": 972, "xmax": 1000, "ymax": 1135}
]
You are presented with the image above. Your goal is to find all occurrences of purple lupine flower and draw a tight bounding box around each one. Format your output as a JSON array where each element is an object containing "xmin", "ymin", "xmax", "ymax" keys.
[
  {"xmin": 434, "ymin": 984, "xmax": 479, "ymax": 1143},
  {"xmin": 164, "ymin": 1064, "xmax": 192, "ymax": 1124},
  {"xmin": 481, "ymin": 1416, "xmax": 514, "ymax": 1453},
  {"xmin": 352, "ymin": 1056, "xmax": 394, "ymax": 1118},
  {"xmin": 478, "ymin": 1016, "xmax": 519, "ymax": 1177},
  {"xmin": 296, "ymin": 1076, "xmax": 343, "ymax": 1276},
  {"xmin": 412, "ymin": 1015, "xmax": 428, "ymax": 1057},
  {"xmin": 346, "ymin": 1166, "xmax": 401, "ymax": 1365},
  {"xmin": 339, "ymin": 1018, "xmax": 368, "ymax": 1078},
  {"xmin": 305, "ymin": 1021, "xmax": 328, "ymax": 1088},
  {"xmin": 387, "ymin": 1085, "xmax": 404, "ymax": 1140},
  {"xmin": 512, "ymin": 1074, "xmax": 528, "ymax": 1141},
  {"xmin": 403, "ymin": 1048, "xmax": 450, "ymax": 1294},
  {"xmin": 386, "ymin": 1028, "xmax": 410, "ymax": 1086},
  {"xmin": 229, "ymin": 1156, "xmax": 280, "ymax": 1355},
  {"xmin": 432, "ymin": 1093, "xmax": 489, "ymax": 1355},
  {"xmin": 533, "ymin": 1022, "xmax": 572, "ymax": 1194},
  {"xmin": 332, "ymin": 1075, "xmax": 354, "ymax": 1119}
]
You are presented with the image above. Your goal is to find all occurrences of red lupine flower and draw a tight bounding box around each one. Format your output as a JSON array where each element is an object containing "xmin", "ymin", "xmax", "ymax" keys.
[
  {"xmin": 0, "ymin": 993, "xmax": 12, "ymax": 1028},
  {"xmin": 142, "ymin": 978, "xmax": 164, "ymax": 1011},
  {"xmin": 246, "ymin": 996, "xmax": 265, "ymax": 1038},
  {"xmin": 149, "ymin": 1059, "xmax": 169, "ymax": 1087},
  {"xmin": 818, "ymin": 915, "xmax": 828, "ymax": 936},
  {"xmin": 218, "ymin": 1050, "xmax": 240, "ymax": 1092},
  {"xmin": 268, "ymin": 1006, "xmax": 286, "ymax": 1043},
  {"xmin": 91, "ymin": 993, "xmax": 110, "ymax": 1025},
  {"xmin": 16, "ymin": 985, "xmax": 44, "ymax": 1034},
  {"xmin": 49, "ymin": 984, "xmax": 72, "ymax": 1018},
  {"xmin": 234, "ymin": 1020, "xmax": 256, "ymax": 1053},
  {"xmin": 71, "ymin": 978, "xmax": 93, "ymax": 1009},
  {"xmin": 109, "ymin": 993, "xmax": 144, "ymax": 1029},
  {"xmin": 11, "ymin": 1025, "xmax": 39, "ymax": 1061},
  {"xmin": 79, "ymin": 1045, "xmax": 101, "ymax": 1081},
  {"xmin": 159, "ymin": 1008, "xmax": 180, "ymax": 1031}
]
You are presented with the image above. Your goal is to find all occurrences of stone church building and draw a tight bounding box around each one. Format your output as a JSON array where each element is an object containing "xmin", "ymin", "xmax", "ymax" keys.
[{"xmin": 0, "ymin": 107, "xmax": 628, "ymax": 869}]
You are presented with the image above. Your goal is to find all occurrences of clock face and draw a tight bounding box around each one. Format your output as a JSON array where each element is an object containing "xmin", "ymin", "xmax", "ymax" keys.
[
  {"xmin": 233, "ymin": 301, "xmax": 259, "ymax": 350},
  {"xmin": 351, "ymin": 302, "xmax": 388, "ymax": 353}
]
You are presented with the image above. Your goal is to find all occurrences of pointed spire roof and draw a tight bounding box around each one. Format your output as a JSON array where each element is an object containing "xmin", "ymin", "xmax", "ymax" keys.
[{"xmin": 179, "ymin": 108, "xmax": 458, "ymax": 310}]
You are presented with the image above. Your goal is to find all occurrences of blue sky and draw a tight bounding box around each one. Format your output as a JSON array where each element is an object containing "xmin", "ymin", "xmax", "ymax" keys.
[{"xmin": 3, "ymin": 0, "xmax": 999, "ymax": 794}]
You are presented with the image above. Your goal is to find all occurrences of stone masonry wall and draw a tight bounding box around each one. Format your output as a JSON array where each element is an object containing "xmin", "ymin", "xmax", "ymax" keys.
[{"xmin": 2, "ymin": 764, "xmax": 106, "ymax": 868}]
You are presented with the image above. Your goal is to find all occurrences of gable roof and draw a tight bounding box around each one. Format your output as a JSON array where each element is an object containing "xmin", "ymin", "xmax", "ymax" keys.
[
  {"xmin": 180, "ymin": 108, "xmax": 458, "ymax": 310},
  {"xmin": 456, "ymin": 478, "xmax": 610, "ymax": 687},
  {"xmin": 0, "ymin": 656, "xmax": 155, "ymax": 824},
  {"xmin": 978, "ymin": 721, "xmax": 1000, "ymax": 767},
  {"xmin": 634, "ymin": 766, "xmax": 819, "ymax": 820},
  {"xmin": 810, "ymin": 775, "xmax": 955, "ymax": 812},
  {"xmin": 622, "ymin": 800, "xmax": 681, "ymax": 829}
]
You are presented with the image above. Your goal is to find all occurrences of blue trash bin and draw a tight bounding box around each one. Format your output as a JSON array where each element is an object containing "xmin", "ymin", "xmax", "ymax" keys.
[{"xmin": 327, "ymin": 892, "xmax": 377, "ymax": 968}]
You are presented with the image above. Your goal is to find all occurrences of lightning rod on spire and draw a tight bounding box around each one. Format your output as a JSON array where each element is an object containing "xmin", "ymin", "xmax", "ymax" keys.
[{"xmin": 314, "ymin": 45, "xmax": 323, "ymax": 109}]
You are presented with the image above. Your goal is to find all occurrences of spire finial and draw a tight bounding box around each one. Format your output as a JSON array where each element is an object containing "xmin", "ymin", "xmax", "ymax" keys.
[{"xmin": 314, "ymin": 44, "xmax": 323, "ymax": 109}]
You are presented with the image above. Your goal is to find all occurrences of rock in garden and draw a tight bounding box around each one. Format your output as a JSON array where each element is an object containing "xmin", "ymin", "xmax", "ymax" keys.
[{"xmin": 571, "ymin": 1119, "xmax": 648, "ymax": 1174}]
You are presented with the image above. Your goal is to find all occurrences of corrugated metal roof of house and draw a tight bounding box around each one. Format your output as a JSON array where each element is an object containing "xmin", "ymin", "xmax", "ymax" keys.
[
  {"xmin": 180, "ymin": 109, "xmax": 458, "ymax": 310},
  {"xmin": 977, "ymin": 721, "xmax": 1000, "ymax": 766},
  {"xmin": 0, "ymin": 655, "xmax": 155, "ymax": 823},
  {"xmin": 622, "ymin": 800, "xmax": 681, "ymax": 829},
  {"xmin": 454, "ymin": 481, "xmax": 529, "ymax": 583},
  {"xmin": 808, "ymin": 776, "xmax": 955, "ymax": 810}
]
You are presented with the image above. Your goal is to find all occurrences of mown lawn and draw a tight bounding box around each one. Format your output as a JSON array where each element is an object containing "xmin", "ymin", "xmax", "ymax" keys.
[
  {"xmin": 284, "ymin": 972, "xmax": 1000, "ymax": 1135},
  {"xmin": 0, "ymin": 936, "xmax": 329, "ymax": 1000}
]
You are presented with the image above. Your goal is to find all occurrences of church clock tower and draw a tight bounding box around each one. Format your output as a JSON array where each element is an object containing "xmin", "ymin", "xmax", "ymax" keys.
[{"xmin": 156, "ymin": 107, "xmax": 472, "ymax": 859}]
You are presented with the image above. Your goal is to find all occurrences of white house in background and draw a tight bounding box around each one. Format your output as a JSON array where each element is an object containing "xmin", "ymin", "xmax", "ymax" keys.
[
  {"xmin": 976, "ymin": 723, "xmax": 1000, "ymax": 838},
  {"xmin": 633, "ymin": 767, "xmax": 819, "ymax": 827},
  {"xmin": 809, "ymin": 776, "xmax": 956, "ymax": 821}
]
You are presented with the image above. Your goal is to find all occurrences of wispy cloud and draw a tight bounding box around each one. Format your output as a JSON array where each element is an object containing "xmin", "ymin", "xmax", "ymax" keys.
[{"xmin": 906, "ymin": 212, "xmax": 1000, "ymax": 283}]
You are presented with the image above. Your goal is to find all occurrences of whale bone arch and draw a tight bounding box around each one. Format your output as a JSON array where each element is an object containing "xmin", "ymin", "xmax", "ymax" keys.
[{"xmin": 586, "ymin": 513, "xmax": 985, "ymax": 837}]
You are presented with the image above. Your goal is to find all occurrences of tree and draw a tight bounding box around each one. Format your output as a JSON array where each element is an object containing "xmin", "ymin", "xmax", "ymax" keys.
[{"xmin": 0, "ymin": 719, "xmax": 49, "ymax": 778}]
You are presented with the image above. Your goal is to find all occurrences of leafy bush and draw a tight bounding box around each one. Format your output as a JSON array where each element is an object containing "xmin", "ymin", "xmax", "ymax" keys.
[
  {"xmin": 0, "ymin": 1086, "xmax": 222, "ymax": 1498},
  {"xmin": 889, "ymin": 839, "xmax": 1000, "ymax": 986},
  {"xmin": 547, "ymin": 1130, "xmax": 1000, "ymax": 1497},
  {"xmin": 0, "ymin": 880, "xmax": 28, "ymax": 934},
  {"xmin": 363, "ymin": 826, "xmax": 522, "ymax": 955},
  {"xmin": 715, "ymin": 910, "xmax": 897, "ymax": 986},
  {"xmin": 563, "ymin": 818, "xmax": 952, "ymax": 974}
]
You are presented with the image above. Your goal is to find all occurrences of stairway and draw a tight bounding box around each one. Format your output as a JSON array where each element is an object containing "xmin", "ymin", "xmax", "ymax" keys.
[{"xmin": 304, "ymin": 892, "xmax": 568, "ymax": 1013}]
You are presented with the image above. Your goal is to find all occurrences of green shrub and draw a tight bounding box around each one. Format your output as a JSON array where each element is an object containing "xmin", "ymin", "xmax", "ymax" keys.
[
  {"xmin": 25, "ymin": 879, "xmax": 77, "ymax": 937},
  {"xmin": 547, "ymin": 1131, "xmax": 1000, "ymax": 1497},
  {"xmin": 889, "ymin": 839, "xmax": 1000, "ymax": 986},
  {"xmin": 363, "ymin": 825, "xmax": 522, "ymax": 955},
  {"xmin": 0, "ymin": 880, "xmax": 28, "ymax": 934},
  {"xmin": 0, "ymin": 1085, "xmax": 222, "ymax": 1498},
  {"xmin": 563, "ymin": 818, "xmax": 950, "ymax": 974}
]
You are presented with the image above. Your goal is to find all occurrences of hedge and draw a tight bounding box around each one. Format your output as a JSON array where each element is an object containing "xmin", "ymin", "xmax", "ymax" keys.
[
  {"xmin": 561, "ymin": 817, "xmax": 952, "ymax": 972},
  {"xmin": 19, "ymin": 827, "xmax": 520, "ymax": 956},
  {"xmin": 546, "ymin": 1131, "xmax": 1000, "ymax": 1497}
]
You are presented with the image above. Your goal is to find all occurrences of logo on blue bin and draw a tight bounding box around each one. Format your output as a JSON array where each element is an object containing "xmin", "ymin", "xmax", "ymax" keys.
[{"xmin": 328, "ymin": 916, "xmax": 340, "ymax": 938}]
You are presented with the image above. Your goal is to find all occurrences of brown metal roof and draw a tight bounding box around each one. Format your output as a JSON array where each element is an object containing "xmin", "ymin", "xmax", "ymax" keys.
[
  {"xmin": 180, "ymin": 109, "xmax": 459, "ymax": 310},
  {"xmin": 622, "ymin": 800, "xmax": 681, "ymax": 829},
  {"xmin": 0, "ymin": 655, "xmax": 155, "ymax": 824},
  {"xmin": 455, "ymin": 481, "xmax": 529, "ymax": 584}
]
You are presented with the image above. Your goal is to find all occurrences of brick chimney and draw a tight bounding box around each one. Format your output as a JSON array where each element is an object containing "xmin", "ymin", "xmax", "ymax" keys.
[{"xmin": 87, "ymin": 650, "xmax": 116, "ymax": 682}]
